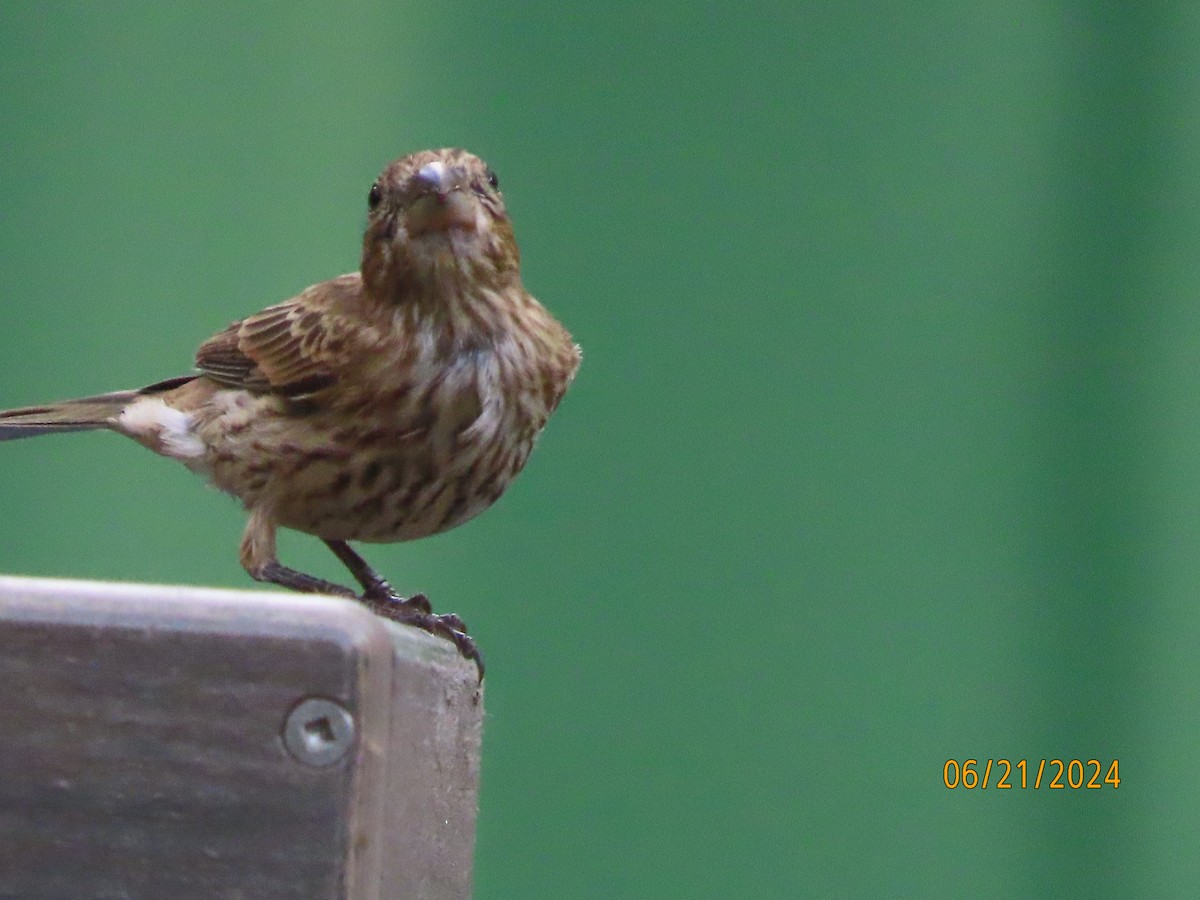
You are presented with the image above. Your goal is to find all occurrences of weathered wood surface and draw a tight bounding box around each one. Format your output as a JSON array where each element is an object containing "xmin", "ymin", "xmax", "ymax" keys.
[{"xmin": 0, "ymin": 575, "xmax": 483, "ymax": 900}]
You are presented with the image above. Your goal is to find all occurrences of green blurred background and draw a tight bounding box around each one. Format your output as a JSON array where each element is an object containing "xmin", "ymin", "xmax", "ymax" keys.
[{"xmin": 2, "ymin": 2, "xmax": 1197, "ymax": 896}]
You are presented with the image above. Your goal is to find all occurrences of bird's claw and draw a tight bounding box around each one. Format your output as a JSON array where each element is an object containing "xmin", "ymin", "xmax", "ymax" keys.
[
  {"xmin": 424, "ymin": 613, "xmax": 485, "ymax": 682},
  {"xmin": 362, "ymin": 584, "xmax": 434, "ymax": 616},
  {"xmin": 360, "ymin": 591, "xmax": 482, "ymax": 681}
]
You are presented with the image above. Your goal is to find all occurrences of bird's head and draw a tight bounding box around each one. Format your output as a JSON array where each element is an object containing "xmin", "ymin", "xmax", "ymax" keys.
[{"xmin": 361, "ymin": 148, "xmax": 521, "ymax": 303}]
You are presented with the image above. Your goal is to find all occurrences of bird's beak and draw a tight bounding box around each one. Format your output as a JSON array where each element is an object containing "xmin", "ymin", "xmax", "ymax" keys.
[{"xmin": 407, "ymin": 162, "xmax": 477, "ymax": 235}]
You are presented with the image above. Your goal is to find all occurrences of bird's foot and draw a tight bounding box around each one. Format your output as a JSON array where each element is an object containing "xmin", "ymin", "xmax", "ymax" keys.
[
  {"xmin": 360, "ymin": 589, "xmax": 483, "ymax": 681},
  {"xmin": 362, "ymin": 582, "xmax": 433, "ymax": 615}
]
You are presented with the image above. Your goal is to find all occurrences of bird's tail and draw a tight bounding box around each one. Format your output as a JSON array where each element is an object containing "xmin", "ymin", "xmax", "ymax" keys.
[
  {"xmin": 0, "ymin": 377, "xmax": 196, "ymax": 441},
  {"xmin": 0, "ymin": 391, "xmax": 139, "ymax": 440}
]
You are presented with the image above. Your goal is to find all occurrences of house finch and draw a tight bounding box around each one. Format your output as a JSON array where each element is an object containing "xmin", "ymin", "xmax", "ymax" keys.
[{"xmin": 0, "ymin": 148, "xmax": 581, "ymax": 679}]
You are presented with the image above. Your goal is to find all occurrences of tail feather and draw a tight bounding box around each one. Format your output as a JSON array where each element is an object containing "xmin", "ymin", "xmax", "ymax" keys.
[
  {"xmin": 0, "ymin": 392, "xmax": 138, "ymax": 440},
  {"xmin": 0, "ymin": 376, "xmax": 197, "ymax": 441}
]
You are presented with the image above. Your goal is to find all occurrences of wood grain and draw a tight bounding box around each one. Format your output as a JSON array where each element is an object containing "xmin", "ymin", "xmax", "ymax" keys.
[{"xmin": 0, "ymin": 575, "xmax": 483, "ymax": 900}]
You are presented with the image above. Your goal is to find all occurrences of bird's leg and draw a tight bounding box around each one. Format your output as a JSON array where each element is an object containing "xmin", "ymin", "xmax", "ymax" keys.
[
  {"xmin": 322, "ymin": 538, "xmax": 431, "ymax": 614},
  {"xmin": 241, "ymin": 511, "xmax": 359, "ymax": 597},
  {"xmin": 254, "ymin": 560, "xmax": 358, "ymax": 598},
  {"xmin": 323, "ymin": 539, "xmax": 483, "ymax": 681}
]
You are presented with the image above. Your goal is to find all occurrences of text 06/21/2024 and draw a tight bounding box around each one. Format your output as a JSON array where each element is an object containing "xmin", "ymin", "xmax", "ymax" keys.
[{"xmin": 943, "ymin": 759, "xmax": 1120, "ymax": 790}]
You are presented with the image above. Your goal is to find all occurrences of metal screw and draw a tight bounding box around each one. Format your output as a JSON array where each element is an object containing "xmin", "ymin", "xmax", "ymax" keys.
[{"xmin": 283, "ymin": 697, "xmax": 355, "ymax": 767}]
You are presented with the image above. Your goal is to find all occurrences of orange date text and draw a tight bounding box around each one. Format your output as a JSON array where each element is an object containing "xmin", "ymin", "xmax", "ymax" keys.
[{"xmin": 942, "ymin": 759, "xmax": 1120, "ymax": 790}]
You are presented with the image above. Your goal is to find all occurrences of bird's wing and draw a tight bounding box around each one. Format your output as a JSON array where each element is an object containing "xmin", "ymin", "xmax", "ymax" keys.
[{"xmin": 196, "ymin": 276, "xmax": 370, "ymax": 398}]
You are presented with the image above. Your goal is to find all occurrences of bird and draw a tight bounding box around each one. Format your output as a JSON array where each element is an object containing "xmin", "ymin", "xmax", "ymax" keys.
[{"xmin": 0, "ymin": 148, "xmax": 581, "ymax": 680}]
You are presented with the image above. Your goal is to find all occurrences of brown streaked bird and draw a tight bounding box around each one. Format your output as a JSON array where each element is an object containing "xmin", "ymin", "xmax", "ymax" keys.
[{"xmin": 0, "ymin": 148, "xmax": 581, "ymax": 679}]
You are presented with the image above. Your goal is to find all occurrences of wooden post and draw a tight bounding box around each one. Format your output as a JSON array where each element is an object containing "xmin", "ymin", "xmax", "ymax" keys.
[{"xmin": 0, "ymin": 575, "xmax": 483, "ymax": 899}]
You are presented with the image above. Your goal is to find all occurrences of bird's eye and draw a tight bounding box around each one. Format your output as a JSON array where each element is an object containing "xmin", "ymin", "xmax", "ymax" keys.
[
  {"xmin": 485, "ymin": 168, "xmax": 499, "ymax": 190},
  {"xmin": 367, "ymin": 183, "xmax": 383, "ymax": 210}
]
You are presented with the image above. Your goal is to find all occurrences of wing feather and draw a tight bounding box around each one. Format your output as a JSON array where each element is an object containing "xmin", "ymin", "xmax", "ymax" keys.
[{"xmin": 195, "ymin": 274, "xmax": 366, "ymax": 398}]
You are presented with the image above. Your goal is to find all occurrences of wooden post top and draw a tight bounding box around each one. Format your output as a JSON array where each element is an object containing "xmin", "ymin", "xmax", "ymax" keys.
[{"xmin": 0, "ymin": 574, "xmax": 483, "ymax": 900}]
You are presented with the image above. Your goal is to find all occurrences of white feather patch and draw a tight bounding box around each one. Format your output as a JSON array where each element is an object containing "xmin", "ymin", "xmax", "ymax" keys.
[{"xmin": 118, "ymin": 397, "xmax": 206, "ymax": 459}]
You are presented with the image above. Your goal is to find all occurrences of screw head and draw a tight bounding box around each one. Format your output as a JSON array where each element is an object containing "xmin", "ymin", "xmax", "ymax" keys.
[{"xmin": 283, "ymin": 698, "xmax": 355, "ymax": 767}]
